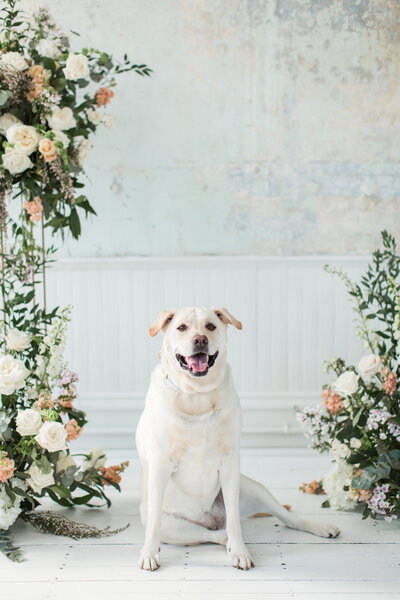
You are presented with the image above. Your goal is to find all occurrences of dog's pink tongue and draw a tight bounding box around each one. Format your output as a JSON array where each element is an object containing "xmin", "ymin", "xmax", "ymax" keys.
[{"xmin": 187, "ymin": 353, "xmax": 208, "ymax": 372}]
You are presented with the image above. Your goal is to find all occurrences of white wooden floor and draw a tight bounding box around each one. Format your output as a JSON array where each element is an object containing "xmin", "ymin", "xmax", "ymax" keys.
[{"xmin": 2, "ymin": 449, "xmax": 400, "ymax": 600}]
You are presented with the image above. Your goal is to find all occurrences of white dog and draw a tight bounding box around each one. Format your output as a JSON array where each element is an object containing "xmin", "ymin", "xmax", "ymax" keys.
[{"xmin": 136, "ymin": 307, "xmax": 339, "ymax": 571}]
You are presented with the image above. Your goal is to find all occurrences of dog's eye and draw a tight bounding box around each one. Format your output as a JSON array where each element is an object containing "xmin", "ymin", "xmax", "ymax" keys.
[
  {"xmin": 206, "ymin": 323, "xmax": 216, "ymax": 331},
  {"xmin": 177, "ymin": 324, "xmax": 187, "ymax": 331}
]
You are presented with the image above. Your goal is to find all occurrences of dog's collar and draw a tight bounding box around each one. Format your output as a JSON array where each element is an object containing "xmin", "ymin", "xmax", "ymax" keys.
[{"xmin": 163, "ymin": 371, "xmax": 181, "ymax": 391}]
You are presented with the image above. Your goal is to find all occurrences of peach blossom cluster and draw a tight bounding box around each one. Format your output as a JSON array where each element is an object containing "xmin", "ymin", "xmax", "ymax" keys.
[
  {"xmin": 299, "ymin": 479, "xmax": 326, "ymax": 495},
  {"xmin": 24, "ymin": 196, "xmax": 43, "ymax": 222},
  {"xmin": 349, "ymin": 487, "xmax": 373, "ymax": 502},
  {"xmin": 0, "ymin": 452, "xmax": 15, "ymax": 483},
  {"xmin": 57, "ymin": 394, "xmax": 74, "ymax": 411},
  {"xmin": 99, "ymin": 461, "xmax": 129, "ymax": 486},
  {"xmin": 322, "ymin": 387, "xmax": 344, "ymax": 415},
  {"xmin": 34, "ymin": 392, "xmax": 54, "ymax": 410},
  {"xmin": 27, "ymin": 65, "xmax": 47, "ymax": 102},
  {"xmin": 65, "ymin": 418, "xmax": 82, "ymax": 442},
  {"xmin": 382, "ymin": 367, "xmax": 397, "ymax": 397},
  {"xmin": 95, "ymin": 86, "xmax": 114, "ymax": 106}
]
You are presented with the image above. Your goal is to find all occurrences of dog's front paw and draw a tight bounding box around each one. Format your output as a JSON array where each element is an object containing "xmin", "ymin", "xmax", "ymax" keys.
[
  {"xmin": 139, "ymin": 547, "xmax": 160, "ymax": 571},
  {"xmin": 227, "ymin": 542, "xmax": 254, "ymax": 570}
]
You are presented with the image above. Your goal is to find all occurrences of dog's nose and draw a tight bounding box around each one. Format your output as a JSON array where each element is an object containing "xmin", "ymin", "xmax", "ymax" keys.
[{"xmin": 193, "ymin": 335, "xmax": 208, "ymax": 348}]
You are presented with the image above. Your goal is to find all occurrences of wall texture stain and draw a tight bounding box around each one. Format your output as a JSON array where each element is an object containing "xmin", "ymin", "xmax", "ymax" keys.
[{"xmin": 20, "ymin": 0, "xmax": 400, "ymax": 257}]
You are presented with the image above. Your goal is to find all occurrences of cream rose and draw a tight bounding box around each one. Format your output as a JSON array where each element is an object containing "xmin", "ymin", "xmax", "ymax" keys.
[
  {"xmin": 16, "ymin": 408, "xmax": 42, "ymax": 436},
  {"xmin": 38, "ymin": 138, "xmax": 58, "ymax": 162},
  {"xmin": 0, "ymin": 354, "xmax": 29, "ymax": 395},
  {"xmin": 87, "ymin": 108, "xmax": 102, "ymax": 125},
  {"xmin": 77, "ymin": 138, "xmax": 91, "ymax": 166},
  {"xmin": 6, "ymin": 328, "xmax": 30, "ymax": 351},
  {"xmin": 26, "ymin": 463, "xmax": 55, "ymax": 494},
  {"xmin": 36, "ymin": 39, "xmax": 60, "ymax": 59},
  {"xmin": 358, "ymin": 354, "xmax": 382, "ymax": 377},
  {"xmin": 0, "ymin": 112, "xmax": 20, "ymax": 136},
  {"xmin": 56, "ymin": 451, "xmax": 77, "ymax": 473},
  {"xmin": 350, "ymin": 437, "xmax": 362, "ymax": 449},
  {"xmin": 333, "ymin": 371, "xmax": 359, "ymax": 397},
  {"xmin": 46, "ymin": 106, "xmax": 76, "ymax": 131},
  {"xmin": 7, "ymin": 124, "xmax": 39, "ymax": 155},
  {"xmin": 102, "ymin": 113, "xmax": 114, "ymax": 129},
  {"xmin": 35, "ymin": 421, "xmax": 67, "ymax": 452},
  {"xmin": 52, "ymin": 129, "xmax": 70, "ymax": 148},
  {"xmin": 82, "ymin": 446, "xmax": 106, "ymax": 470},
  {"xmin": 0, "ymin": 52, "xmax": 28, "ymax": 71},
  {"xmin": 2, "ymin": 147, "xmax": 33, "ymax": 175},
  {"xmin": 330, "ymin": 438, "xmax": 350, "ymax": 460},
  {"xmin": 64, "ymin": 54, "xmax": 89, "ymax": 80}
]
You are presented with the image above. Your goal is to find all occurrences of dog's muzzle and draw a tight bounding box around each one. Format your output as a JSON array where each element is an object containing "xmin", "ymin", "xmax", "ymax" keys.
[{"xmin": 176, "ymin": 351, "xmax": 219, "ymax": 377}]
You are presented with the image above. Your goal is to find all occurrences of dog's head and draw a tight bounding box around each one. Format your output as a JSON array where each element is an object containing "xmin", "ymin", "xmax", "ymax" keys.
[{"xmin": 149, "ymin": 307, "xmax": 242, "ymax": 391}]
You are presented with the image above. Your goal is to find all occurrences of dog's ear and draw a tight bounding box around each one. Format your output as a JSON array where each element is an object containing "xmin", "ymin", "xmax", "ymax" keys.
[
  {"xmin": 149, "ymin": 310, "xmax": 175, "ymax": 337},
  {"xmin": 213, "ymin": 307, "xmax": 242, "ymax": 330}
]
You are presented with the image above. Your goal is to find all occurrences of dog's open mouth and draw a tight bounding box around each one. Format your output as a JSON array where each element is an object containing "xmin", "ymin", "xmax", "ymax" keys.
[{"xmin": 176, "ymin": 351, "xmax": 219, "ymax": 377}]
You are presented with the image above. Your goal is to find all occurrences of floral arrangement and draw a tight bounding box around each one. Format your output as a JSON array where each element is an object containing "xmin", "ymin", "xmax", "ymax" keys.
[
  {"xmin": 297, "ymin": 231, "xmax": 400, "ymax": 522},
  {"xmin": 0, "ymin": 0, "xmax": 150, "ymax": 560}
]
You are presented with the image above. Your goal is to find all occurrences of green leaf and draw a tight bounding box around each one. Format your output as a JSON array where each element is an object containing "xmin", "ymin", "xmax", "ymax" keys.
[
  {"xmin": 0, "ymin": 90, "xmax": 11, "ymax": 106},
  {"xmin": 69, "ymin": 208, "xmax": 81, "ymax": 239}
]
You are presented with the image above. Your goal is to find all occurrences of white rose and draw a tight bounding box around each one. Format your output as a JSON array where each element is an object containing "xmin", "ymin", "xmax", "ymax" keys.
[
  {"xmin": 82, "ymin": 446, "xmax": 106, "ymax": 470},
  {"xmin": 358, "ymin": 354, "xmax": 382, "ymax": 377},
  {"xmin": 102, "ymin": 113, "xmax": 114, "ymax": 129},
  {"xmin": 52, "ymin": 129, "xmax": 70, "ymax": 148},
  {"xmin": 2, "ymin": 146, "xmax": 33, "ymax": 175},
  {"xmin": 330, "ymin": 438, "xmax": 350, "ymax": 460},
  {"xmin": 36, "ymin": 39, "xmax": 60, "ymax": 59},
  {"xmin": 77, "ymin": 138, "xmax": 91, "ymax": 166},
  {"xmin": 26, "ymin": 463, "xmax": 55, "ymax": 494},
  {"xmin": 7, "ymin": 123, "xmax": 39, "ymax": 155},
  {"xmin": 16, "ymin": 408, "xmax": 42, "ymax": 436},
  {"xmin": 35, "ymin": 421, "xmax": 67, "ymax": 452},
  {"xmin": 0, "ymin": 354, "xmax": 29, "ymax": 395},
  {"xmin": 0, "ymin": 52, "xmax": 28, "ymax": 71},
  {"xmin": 47, "ymin": 106, "xmax": 76, "ymax": 131},
  {"xmin": 63, "ymin": 54, "xmax": 89, "ymax": 80},
  {"xmin": 6, "ymin": 328, "xmax": 30, "ymax": 351},
  {"xmin": 56, "ymin": 451, "xmax": 77, "ymax": 474},
  {"xmin": 333, "ymin": 371, "xmax": 359, "ymax": 397},
  {"xmin": 87, "ymin": 108, "xmax": 102, "ymax": 125},
  {"xmin": 350, "ymin": 437, "xmax": 362, "ymax": 449},
  {"xmin": 0, "ymin": 486, "xmax": 21, "ymax": 529},
  {"xmin": 0, "ymin": 112, "xmax": 20, "ymax": 136}
]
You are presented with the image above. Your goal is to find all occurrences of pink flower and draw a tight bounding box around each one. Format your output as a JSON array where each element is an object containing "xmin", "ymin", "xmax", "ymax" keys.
[
  {"xmin": 322, "ymin": 387, "xmax": 344, "ymax": 415},
  {"xmin": 24, "ymin": 197, "xmax": 43, "ymax": 222},
  {"xmin": 382, "ymin": 368, "xmax": 397, "ymax": 397},
  {"xmin": 95, "ymin": 86, "xmax": 114, "ymax": 107},
  {"xmin": 0, "ymin": 452, "xmax": 15, "ymax": 483},
  {"xmin": 65, "ymin": 418, "xmax": 82, "ymax": 442},
  {"xmin": 34, "ymin": 393, "xmax": 54, "ymax": 410}
]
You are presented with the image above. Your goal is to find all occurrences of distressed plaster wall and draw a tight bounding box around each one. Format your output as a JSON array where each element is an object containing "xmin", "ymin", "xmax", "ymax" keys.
[{"xmin": 21, "ymin": 0, "xmax": 400, "ymax": 256}]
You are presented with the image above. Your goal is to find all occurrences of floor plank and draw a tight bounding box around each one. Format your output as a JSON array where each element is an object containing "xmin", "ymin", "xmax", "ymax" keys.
[{"xmin": 2, "ymin": 449, "xmax": 400, "ymax": 600}]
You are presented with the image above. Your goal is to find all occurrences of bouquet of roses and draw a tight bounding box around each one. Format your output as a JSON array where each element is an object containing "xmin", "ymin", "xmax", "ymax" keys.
[
  {"xmin": 0, "ymin": 0, "xmax": 150, "ymax": 560},
  {"xmin": 297, "ymin": 231, "xmax": 400, "ymax": 522}
]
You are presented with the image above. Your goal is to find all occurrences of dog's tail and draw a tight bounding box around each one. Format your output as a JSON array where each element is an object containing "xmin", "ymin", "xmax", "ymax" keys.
[{"xmin": 250, "ymin": 504, "xmax": 291, "ymax": 518}]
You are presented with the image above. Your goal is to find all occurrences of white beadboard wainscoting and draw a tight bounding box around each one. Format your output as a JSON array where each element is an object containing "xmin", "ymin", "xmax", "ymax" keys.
[{"xmin": 46, "ymin": 256, "xmax": 368, "ymax": 449}]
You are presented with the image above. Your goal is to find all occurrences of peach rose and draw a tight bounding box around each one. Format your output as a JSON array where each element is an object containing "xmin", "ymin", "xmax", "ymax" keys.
[
  {"xmin": 39, "ymin": 138, "xmax": 58, "ymax": 162},
  {"xmin": 96, "ymin": 87, "xmax": 114, "ymax": 107},
  {"xmin": 24, "ymin": 197, "xmax": 43, "ymax": 222},
  {"xmin": 27, "ymin": 82, "xmax": 43, "ymax": 103}
]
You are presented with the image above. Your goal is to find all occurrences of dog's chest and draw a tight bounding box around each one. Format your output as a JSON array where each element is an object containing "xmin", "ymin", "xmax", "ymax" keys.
[{"xmin": 167, "ymin": 408, "xmax": 236, "ymax": 468}]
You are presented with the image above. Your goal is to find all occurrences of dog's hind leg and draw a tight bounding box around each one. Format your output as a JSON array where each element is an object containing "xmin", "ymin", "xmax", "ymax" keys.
[
  {"xmin": 239, "ymin": 474, "xmax": 340, "ymax": 539},
  {"xmin": 159, "ymin": 512, "xmax": 227, "ymax": 546}
]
